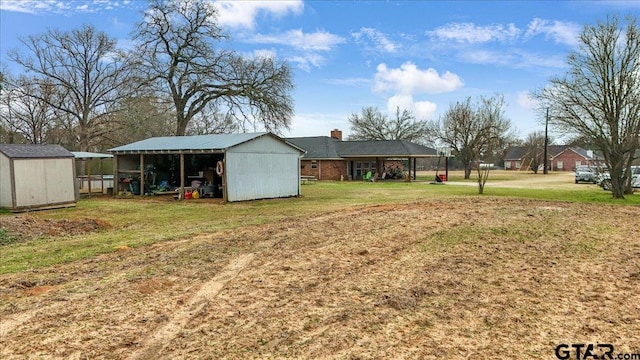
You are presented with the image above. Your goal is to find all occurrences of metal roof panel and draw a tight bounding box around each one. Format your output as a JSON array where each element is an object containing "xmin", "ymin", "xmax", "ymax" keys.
[{"xmin": 108, "ymin": 133, "xmax": 269, "ymax": 153}]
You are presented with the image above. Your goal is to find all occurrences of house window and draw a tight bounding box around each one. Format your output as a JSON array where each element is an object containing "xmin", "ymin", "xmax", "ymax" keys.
[
  {"xmin": 505, "ymin": 161, "xmax": 511, "ymax": 169},
  {"xmin": 557, "ymin": 161, "xmax": 563, "ymax": 170},
  {"xmin": 575, "ymin": 161, "xmax": 581, "ymax": 167},
  {"xmin": 515, "ymin": 161, "xmax": 521, "ymax": 169},
  {"xmin": 355, "ymin": 161, "xmax": 363, "ymax": 178},
  {"xmin": 311, "ymin": 161, "xmax": 318, "ymax": 169}
]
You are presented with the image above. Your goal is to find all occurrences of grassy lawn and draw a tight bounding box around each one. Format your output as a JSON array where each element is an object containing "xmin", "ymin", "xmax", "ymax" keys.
[
  {"xmin": 1, "ymin": 174, "xmax": 639, "ymax": 359},
  {"xmin": 1, "ymin": 177, "xmax": 637, "ymax": 274}
]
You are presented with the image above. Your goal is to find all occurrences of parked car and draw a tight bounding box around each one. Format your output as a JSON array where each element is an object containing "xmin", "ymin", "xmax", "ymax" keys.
[
  {"xmin": 599, "ymin": 166, "xmax": 640, "ymax": 190},
  {"xmin": 575, "ymin": 165, "xmax": 597, "ymax": 184}
]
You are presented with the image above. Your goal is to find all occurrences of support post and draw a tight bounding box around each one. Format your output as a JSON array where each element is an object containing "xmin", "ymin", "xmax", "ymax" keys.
[
  {"xmin": 445, "ymin": 156, "xmax": 449, "ymax": 181},
  {"xmin": 87, "ymin": 159, "xmax": 92, "ymax": 198},
  {"xmin": 140, "ymin": 154, "xmax": 145, "ymax": 196},
  {"xmin": 544, "ymin": 108, "xmax": 549, "ymax": 175},
  {"xmin": 413, "ymin": 157, "xmax": 417, "ymax": 180},
  {"xmin": 180, "ymin": 153, "xmax": 185, "ymax": 200}
]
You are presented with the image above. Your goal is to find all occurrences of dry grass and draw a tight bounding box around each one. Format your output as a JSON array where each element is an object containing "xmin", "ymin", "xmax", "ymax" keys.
[{"xmin": 1, "ymin": 195, "xmax": 639, "ymax": 359}]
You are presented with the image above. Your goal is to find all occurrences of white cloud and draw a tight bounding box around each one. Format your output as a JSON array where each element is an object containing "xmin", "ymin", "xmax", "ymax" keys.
[
  {"xmin": 524, "ymin": 18, "xmax": 581, "ymax": 46},
  {"xmin": 326, "ymin": 77, "xmax": 371, "ymax": 87},
  {"xmin": 351, "ymin": 27, "xmax": 400, "ymax": 53},
  {"xmin": 245, "ymin": 28, "xmax": 343, "ymax": 71},
  {"xmin": 287, "ymin": 112, "xmax": 349, "ymax": 138},
  {"xmin": 288, "ymin": 53, "xmax": 325, "ymax": 72},
  {"xmin": 373, "ymin": 62, "xmax": 463, "ymax": 95},
  {"xmin": 517, "ymin": 91, "xmax": 537, "ymax": 110},
  {"xmin": 247, "ymin": 29, "xmax": 345, "ymax": 51},
  {"xmin": 251, "ymin": 49, "xmax": 277, "ymax": 60},
  {"xmin": 0, "ymin": 0, "xmax": 132, "ymax": 14},
  {"xmin": 213, "ymin": 0, "xmax": 303, "ymax": 30},
  {"xmin": 459, "ymin": 49, "xmax": 567, "ymax": 69},
  {"xmin": 374, "ymin": 63, "xmax": 455, "ymax": 121},
  {"xmin": 387, "ymin": 95, "xmax": 437, "ymax": 120},
  {"xmin": 428, "ymin": 22, "xmax": 520, "ymax": 43},
  {"xmin": 412, "ymin": 100, "xmax": 438, "ymax": 120}
]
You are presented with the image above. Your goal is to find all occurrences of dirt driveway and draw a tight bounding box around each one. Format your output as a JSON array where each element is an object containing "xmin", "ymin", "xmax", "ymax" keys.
[{"xmin": 435, "ymin": 170, "xmax": 593, "ymax": 190}]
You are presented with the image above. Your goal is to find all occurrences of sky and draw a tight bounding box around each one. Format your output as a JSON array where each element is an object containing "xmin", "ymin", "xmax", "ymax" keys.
[{"xmin": 1, "ymin": 0, "xmax": 639, "ymax": 141}]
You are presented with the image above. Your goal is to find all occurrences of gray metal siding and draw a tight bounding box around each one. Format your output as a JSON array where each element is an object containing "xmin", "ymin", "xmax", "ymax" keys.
[
  {"xmin": 225, "ymin": 152, "xmax": 300, "ymax": 202},
  {"xmin": 225, "ymin": 136, "xmax": 302, "ymax": 202}
]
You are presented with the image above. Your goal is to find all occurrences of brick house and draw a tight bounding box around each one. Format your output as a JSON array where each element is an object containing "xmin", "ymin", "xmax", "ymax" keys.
[
  {"xmin": 504, "ymin": 145, "xmax": 601, "ymax": 171},
  {"xmin": 286, "ymin": 130, "xmax": 437, "ymax": 180}
]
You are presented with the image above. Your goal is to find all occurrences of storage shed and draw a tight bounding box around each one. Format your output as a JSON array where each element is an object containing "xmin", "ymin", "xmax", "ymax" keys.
[
  {"xmin": 108, "ymin": 132, "xmax": 305, "ymax": 202},
  {"xmin": 0, "ymin": 144, "xmax": 77, "ymax": 211}
]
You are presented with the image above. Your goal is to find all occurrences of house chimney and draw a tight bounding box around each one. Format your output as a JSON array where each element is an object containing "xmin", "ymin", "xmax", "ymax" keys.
[{"xmin": 330, "ymin": 129, "xmax": 342, "ymax": 141}]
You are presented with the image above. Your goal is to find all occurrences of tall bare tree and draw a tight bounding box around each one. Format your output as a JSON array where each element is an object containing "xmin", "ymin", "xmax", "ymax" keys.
[
  {"xmin": 8, "ymin": 24, "xmax": 136, "ymax": 151},
  {"xmin": 348, "ymin": 106, "xmax": 429, "ymax": 142},
  {"xmin": 430, "ymin": 95, "xmax": 512, "ymax": 179},
  {"xmin": 0, "ymin": 77, "xmax": 59, "ymax": 144},
  {"xmin": 534, "ymin": 15, "xmax": 640, "ymax": 198},
  {"xmin": 133, "ymin": 0, "xmax": 294, "ymax": 136},
  {"xmin": 99, "ymin": 95, "xmax": 174, "ymax": 150},
  {"xmin": 187, "ymin": 103, "xmax": 239, "ymax": 135}
]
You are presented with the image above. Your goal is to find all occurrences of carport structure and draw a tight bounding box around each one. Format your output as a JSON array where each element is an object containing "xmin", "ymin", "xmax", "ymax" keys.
[
  {"xmin": 108, "ymin": 132, "xmax": 305, "ymax": 202},
  {"xmin": 72, "ymin": 152, "xmax": 113, "ymax": 197}
]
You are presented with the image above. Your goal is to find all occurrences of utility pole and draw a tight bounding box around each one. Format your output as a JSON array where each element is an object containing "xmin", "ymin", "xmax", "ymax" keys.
[{"xmin": 543, "ymin": 108, "xmax": 549, "ymax": 174}]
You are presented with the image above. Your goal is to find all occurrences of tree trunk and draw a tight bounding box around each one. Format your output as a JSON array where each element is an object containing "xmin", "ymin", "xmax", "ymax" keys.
[
  {"xmin": 176, "ymin": 120, "xmax": 188, "ymax": 136},
  {"xmin": 611, "ymin": 178, "xmax": 626, "ymax": 199},
  {"xmin": 464, "ymin": 165, "xmax": 472, "ymax": 179}
]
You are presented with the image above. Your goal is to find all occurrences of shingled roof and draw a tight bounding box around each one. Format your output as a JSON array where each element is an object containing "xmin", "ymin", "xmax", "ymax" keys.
[
  {"xmin": 286, "ymin": 136, "xmax": 437, "ymax": 159},
  {"xmin": 286, "ymin": 136, "xmax": 342, "ymax": 159},
  {"xmin": 0, "ymin": 144, "xmax": 73, "ymax": 159}
]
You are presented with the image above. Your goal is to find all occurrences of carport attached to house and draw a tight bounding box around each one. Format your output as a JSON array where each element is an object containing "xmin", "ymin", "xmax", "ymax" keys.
[{"xmin": 108, "ymin": 133, "xmax": 304, "ymax": 202}]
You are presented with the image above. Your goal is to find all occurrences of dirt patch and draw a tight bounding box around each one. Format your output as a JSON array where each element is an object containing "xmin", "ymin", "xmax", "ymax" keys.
[
  {"xmin": 1, "ymin": 197, "xmax": 639, "ymax": 359},
  {"xmin": 0, "ymin": 215, "xmax": 111, "ymax": 244}
]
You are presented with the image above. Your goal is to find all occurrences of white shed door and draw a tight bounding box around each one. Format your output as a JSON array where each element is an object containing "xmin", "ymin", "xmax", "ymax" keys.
[{"xmin": 13, "ymin": 159, "xmax": 75, "ymax": 207}]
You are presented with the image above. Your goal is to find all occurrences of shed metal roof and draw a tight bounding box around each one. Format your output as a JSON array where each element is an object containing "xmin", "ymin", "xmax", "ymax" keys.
[
  {"xmin": 72, "ymin": 151, "xmax": 113, "ymax": 159},
  {"xmin": 0, "ymin": 144, "xmax": 73, "ymax": 159},
  {"xmin": 108, "ymin": 132, "xmax": 303, "ymax": 154}
]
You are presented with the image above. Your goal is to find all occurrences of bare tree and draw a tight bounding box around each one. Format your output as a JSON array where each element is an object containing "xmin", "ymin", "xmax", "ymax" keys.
[
  {"xmin": 133, "ymin": 0, "xmax": 294, "ymax": 136},
  {"xmin": 534, "ymin": 15, "xmax": 640, "ymax": 198},
  {"xmin": 523, "ymin": 131, "xmax": 547, "ymax": 174},
  {"xmin": 8, "ymin": 24, "xmax": 136, "ymax": 151},
  {"xmin": 348, "ymin": 106, "xmax": 429, "ymax": 142},
  {"xmin": 187, "ymin": 103, "xmax": 239, "ymax": 135},
  {"xmin": 430, "ymin": 95, "xmax": 512, "ymax": 179},
  {"xmin": 99, "ymin": 95, "xmax": 174, "ymax": 150},
  {"xmin": 476, "ymin": 162, "xmax": 491, "ymax": 194},
  {"xmin": 0, "ymin": 76, "xmax": 62, "ymax": 144}
]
